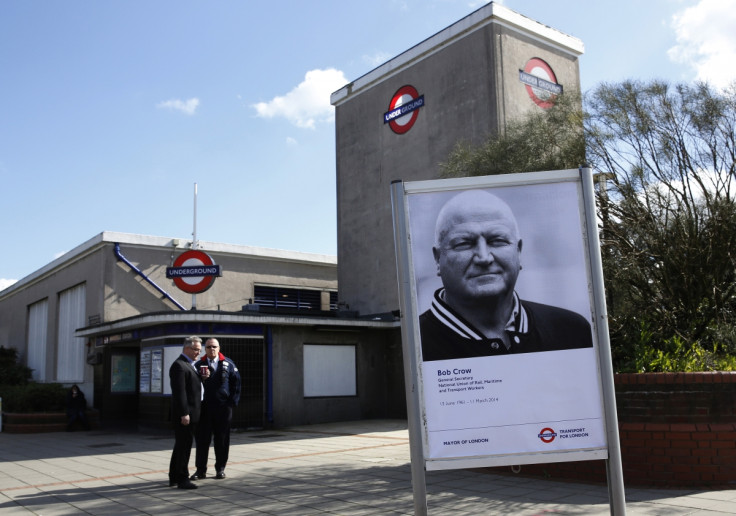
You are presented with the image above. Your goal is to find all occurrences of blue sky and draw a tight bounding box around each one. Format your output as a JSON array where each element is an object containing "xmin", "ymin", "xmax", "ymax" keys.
[{"xmin": 1, "ymin": 0, "xmax": 734, "ymax": 289}]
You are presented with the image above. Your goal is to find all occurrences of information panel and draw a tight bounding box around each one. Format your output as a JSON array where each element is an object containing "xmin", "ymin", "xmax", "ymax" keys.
[
  {"xmin": 395, "ymin": 170, "xmax": 609, "ymax": 470},
  {"xmin": 151, "ymin": 349, "xmax": 163, "ymax": 393},
  {"xmin": 111, "ymin": 354, "xmax": 137, "ymax": 393},
  {"xmin": 139, "ymin": 349, "xmax": 151, "ymax": 393}
]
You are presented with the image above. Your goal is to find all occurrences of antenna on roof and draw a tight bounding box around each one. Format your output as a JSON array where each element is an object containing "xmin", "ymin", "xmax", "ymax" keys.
[
  {"xmin": 192, "ymin": 182, "xmax": 198, "ymax": 250},
  {"xmin": 192, "ymin": 182, "xmax": 198, "ymax": 309}
]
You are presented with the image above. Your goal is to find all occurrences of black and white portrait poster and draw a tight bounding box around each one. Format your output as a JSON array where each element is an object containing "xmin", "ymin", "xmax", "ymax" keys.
[{"xmin": 401, "ymin": 171, "xmax": 608, "ymax": 469}]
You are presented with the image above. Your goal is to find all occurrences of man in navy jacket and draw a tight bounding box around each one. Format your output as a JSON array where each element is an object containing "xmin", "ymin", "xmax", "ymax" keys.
[{"xmin": 190, "ymin": 338, "xmax": 241, "ymax": 480}]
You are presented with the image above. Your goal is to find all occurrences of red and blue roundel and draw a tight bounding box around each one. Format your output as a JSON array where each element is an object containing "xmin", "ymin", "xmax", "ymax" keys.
[
  {"xmin": 166, "ymin": 249, "xmax": 221, "ymax": 294},
  {"xmin": 538, "ymin": 427, "xmax": 557, "ymax": 443},
  {"xmin": 384, "ymin": 85, "xmax": 424, "ymax": 134},
  {"xmin": 520, "ymin": 58, "xmax": 563, "ymax": 109}
]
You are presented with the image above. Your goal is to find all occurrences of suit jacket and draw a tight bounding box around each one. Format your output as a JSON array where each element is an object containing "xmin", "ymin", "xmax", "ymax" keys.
[
  {"xmin": 169, "ymin": 354, "xmax": 202, "ymax": 423},
  {"xmin": 420, "ymin": 296, "xmax": 593, "ymax": 362}
]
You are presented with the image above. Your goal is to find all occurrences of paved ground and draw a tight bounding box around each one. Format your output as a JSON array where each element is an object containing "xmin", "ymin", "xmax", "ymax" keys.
[{"xmin": 0, "ymin": 419, "xmax": 734, "ymax": 515}]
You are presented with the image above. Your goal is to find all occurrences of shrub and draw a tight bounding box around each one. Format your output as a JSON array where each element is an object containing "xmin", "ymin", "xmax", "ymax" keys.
[
  {"xmin": 0, "ymin": 346, "xmax": 33, "ymax": 385},
  {"xmin": 0, "ymin": 382, "xmax": 68, "ymax": 413},
  {"xmin": 631, "ymin": 336, "xmax": 736, "ymax": 373}
]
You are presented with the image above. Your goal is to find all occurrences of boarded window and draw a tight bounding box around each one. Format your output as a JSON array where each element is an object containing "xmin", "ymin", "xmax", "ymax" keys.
[{"xmin": 303, "ymin": 344, "xmax": 356, "ymax": 397}]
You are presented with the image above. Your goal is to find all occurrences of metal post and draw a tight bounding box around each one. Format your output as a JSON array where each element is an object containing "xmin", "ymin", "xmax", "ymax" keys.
[
  {"xmin": 390, "ymin": 180, "xmax": 428, "ymax": 516},
  {"xmin": 192, "ymin": 182, "xmax": 198, "ymax": 310},
  {"xmin": 580, "ymin": 166, "xmax": 627, "ymax": 515}
]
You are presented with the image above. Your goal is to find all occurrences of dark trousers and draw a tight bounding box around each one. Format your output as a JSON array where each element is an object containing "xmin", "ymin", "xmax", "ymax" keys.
[
  {"xmin": 66, "ymin": 410, "xmax": 89, "ymax": 431},
  {"xmin": 195, "ymin": 403, "xmax": 233, "ymax": 472},
  {"xmin": 169, "ymin": 420, "xmax": 197, "ymax": 484}
]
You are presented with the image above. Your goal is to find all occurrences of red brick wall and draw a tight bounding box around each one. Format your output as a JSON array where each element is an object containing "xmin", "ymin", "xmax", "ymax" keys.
[{"xmin": 485, "ymin": 372, "xmax": 736, "ymax": 488}]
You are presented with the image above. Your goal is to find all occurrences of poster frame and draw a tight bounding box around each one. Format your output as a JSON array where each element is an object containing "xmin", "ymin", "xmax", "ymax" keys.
[{"xmin": 391, "ymin": 167, "xmax": 625, "ymax": 513}]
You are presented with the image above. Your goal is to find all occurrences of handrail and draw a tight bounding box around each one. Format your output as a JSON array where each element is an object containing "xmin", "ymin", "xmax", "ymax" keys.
[{"xmin": 113, "ymin": 243, "xmax": 186, "ymax": 311}]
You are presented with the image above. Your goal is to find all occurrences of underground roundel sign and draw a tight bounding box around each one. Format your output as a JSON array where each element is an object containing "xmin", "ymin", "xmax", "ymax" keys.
[
  {"xmin": 538, "ymin": 427, "xmax": 557, "ymax": 443},
  {"xmin": 519, "ymin": 58, "xmax": 563, "ymax": 109},
  {"xmin": 384, "ymin": 85, "xmax": 424, "ymax": 134},
  {"xmin": 166, "ymin": 249, "xmax": 222, "ymax": 294}
]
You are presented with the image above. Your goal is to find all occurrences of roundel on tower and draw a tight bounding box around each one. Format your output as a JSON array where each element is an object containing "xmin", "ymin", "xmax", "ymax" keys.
[
  {"xmin": 519, "ymin": 58, "xmax": 563, "ymax": 109},
  {"xmin": 384, "ymin": 85, "xmax": 425, "ymax": 134}
]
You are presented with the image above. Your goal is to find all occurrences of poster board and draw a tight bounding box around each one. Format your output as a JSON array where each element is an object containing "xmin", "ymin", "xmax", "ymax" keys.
[
  {"xmin": 111, "ymin": 354, "xmax": 137, "ymax": 393},
  {"xmin": 139, "ymin": 349, "xmax": 151, "ymax": 393},
  {"xmin": 393, "ymin": 169, "xmax": 609, "ymax": 471},
  {"xmin": 140, "ymin": 345, "xmax": 185, "ymax": 396}
]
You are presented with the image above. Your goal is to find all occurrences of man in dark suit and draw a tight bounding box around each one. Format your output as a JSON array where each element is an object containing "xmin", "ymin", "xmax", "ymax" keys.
[
  {"xmin": 419, "ymin": 189, "xmax": 593, "ymax": 361},
  {"xmin": 168, "ymin": 335, "xmax": 207, "ymax": 489}
]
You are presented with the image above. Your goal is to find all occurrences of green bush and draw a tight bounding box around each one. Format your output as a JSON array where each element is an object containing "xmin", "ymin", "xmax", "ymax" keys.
[
  {"xmin": 0, "ymin": 382, "xmax": 68, "ymax": 413},
  {"xmin": 0, "ymin": 346, "xmax": 68, "ymax": 413},
  {"xmin": 0, "ymin": 346, "xmax": 33, "ymax": 385}
]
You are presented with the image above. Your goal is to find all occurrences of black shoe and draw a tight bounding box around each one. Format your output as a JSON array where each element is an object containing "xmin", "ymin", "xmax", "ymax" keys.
[
  {"xmin": 177, "ymin": 480, "xmax": 198, "ymax": 489},
  {"xmin": 215, "ymin": 470, "xmax": 226, "ymax": 479},
  {"xmin": 169, "ymin": 480, "xmax": 176, "ymax": 487},
  {"xmin": 189, "ymin": 471, "xmax": 206, "ymax": 480}
]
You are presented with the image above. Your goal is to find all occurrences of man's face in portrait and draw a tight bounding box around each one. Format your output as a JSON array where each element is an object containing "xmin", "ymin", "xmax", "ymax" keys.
[{"xmin": 433, "ymin": 191, "xmax": 522, "ymax": 307}]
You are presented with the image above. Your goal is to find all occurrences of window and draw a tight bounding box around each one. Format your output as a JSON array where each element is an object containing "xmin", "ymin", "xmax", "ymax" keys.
[
  {"xmin": 57, "ymin": 283, "xmax": 86, "ymax": 382},
  {"xmin": 303, "ymin": 344, "xmax": 357, "ymax": 397},
  {"xmin": 27, "ymin": 299, "xmax": 48, "ymax": 381},
  {"xmin": 254, "ymin": 286, "xmax": 332, "ymax": 311}
]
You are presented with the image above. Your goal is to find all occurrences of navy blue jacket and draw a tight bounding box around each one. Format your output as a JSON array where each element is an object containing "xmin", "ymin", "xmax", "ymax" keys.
[{"xmin": 195, "ymin": 353, "xmax": 241, "ymax": 407}]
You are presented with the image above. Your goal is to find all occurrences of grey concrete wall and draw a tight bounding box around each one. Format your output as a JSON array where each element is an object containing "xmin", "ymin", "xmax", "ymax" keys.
[
  {"xmin": 494, "ymin": 26, "xmax": 582, "ymax": 125},
  {"xmin": 334, "ymin": 15, "xmax": 581, "ymax": 317},
  {"xmin": 105, "ymin": 243, "xmax": 337, "ymax": 318},
  {"xmin": 270, "ymin": 326, "xmax": 404, "ymax": 427},
  {"xmin": 0, "ymin": 236, "xmax": 337, "ymax": 397},
  {"xmin": 0, "ymin": 248, "xmax": 104, "ymax": 397}
]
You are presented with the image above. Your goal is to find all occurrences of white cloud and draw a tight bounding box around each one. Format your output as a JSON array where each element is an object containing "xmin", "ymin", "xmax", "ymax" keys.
[
  {"xmin": 286, "ymin": 137, "xmax": 298, "ymax": 146},
  {"xmin": 252, "ymin": 68, "xmax": 347, "ymax": 129},
  {"xmin": 0, "ymin": 278, "xmax": 18, "ymax": 291},
  {"xmin": 156, "ymin": 98, "xmax": 200, "ymax": 115},
  {"xmin": 668, "ymin": 0, "xmax": 736, "ymax": 88}
]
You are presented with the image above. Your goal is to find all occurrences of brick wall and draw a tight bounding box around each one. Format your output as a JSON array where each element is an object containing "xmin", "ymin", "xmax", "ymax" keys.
[
  {"xmin": 485, "ymin": 372, "xmax": 736, "ymax": 488},
  {"xmin": 615, "ymin": 372, "xmax": 736, "ymax": 487}
]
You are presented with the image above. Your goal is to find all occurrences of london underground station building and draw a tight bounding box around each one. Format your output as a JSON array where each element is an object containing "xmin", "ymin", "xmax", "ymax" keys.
[{"xmin": 0, "ymin": 3, "xmax": 583, "ymax": 430}]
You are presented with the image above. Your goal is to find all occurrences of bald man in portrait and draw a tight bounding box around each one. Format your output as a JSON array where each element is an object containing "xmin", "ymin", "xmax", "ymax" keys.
[{"xmin": 419, "ymin": 189, "xmax": 593, "ymax": 362}]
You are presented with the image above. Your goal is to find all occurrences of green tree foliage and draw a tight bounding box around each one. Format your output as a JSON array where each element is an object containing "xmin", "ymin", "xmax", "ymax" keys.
[
  {"xmin": 441, "ymin": 91, "xmax": 586, "ymax": 177},
  {"xmin": 587, "ymin": 81, "xmax": 736, "ymax": 371},
  {"xmin": 440, "ymin": 81, "xmax": 736, "ymax": 372}
]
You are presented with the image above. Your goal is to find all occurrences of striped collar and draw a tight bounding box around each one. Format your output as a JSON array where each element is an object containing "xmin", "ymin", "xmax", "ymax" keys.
[{"xmin": 428, "ymin": 288, "xmax": 528, "ymax": 343}]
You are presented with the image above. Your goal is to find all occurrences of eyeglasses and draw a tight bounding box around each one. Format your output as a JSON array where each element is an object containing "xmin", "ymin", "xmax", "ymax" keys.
[{"xmin": 205, "ymin": 346, "xmax": 219, "ymax": 349}]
